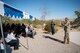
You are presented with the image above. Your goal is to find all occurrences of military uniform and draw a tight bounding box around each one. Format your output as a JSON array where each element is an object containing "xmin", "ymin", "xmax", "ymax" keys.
[{"xmin": 64, "ymin": 18, "xmax": 70, "ymax": 44}]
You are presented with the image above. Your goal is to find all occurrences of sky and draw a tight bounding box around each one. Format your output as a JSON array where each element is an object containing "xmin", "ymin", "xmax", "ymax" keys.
[{"xmin": 1, "ymin": 0, "xmax": 80, "ymax": 19}]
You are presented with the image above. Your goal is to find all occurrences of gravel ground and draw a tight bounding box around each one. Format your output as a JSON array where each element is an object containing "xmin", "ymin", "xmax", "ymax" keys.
[{"xmin": 12, "ymin": 28, "xmax": 80, "ymax": 53}]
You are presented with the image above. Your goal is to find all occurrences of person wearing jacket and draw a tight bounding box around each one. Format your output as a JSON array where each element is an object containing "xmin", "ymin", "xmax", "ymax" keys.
[
  {"xmin": 5, "ymin": 30, "xmax": 19, "ymax": 50},
  {"xmin": 50, "ymin": 19, "xmax": 55, "ymax": 35}
]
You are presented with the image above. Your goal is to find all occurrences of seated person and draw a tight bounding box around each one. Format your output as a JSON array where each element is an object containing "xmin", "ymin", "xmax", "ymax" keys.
[
  {"xmin": 29, "ymin": 25, "xmax": 36, "ymax": 37},
  {"xmin": 27, "ymin": 25, "xmax": 34, "ymax": 38},
  {"xmin": 0, "ymin": 36, "xmax": 4, "ymax": 53},
  {"xmin": 0, "ymin": 36, "xmax": 12, "ymax": 53},
  {"xmin": 5, "ymin": 30, "xmax": 19, "ymax": 50},
  {"xmin": 25, "ymin": 25, "xmax": 36, "ymax": 38}
]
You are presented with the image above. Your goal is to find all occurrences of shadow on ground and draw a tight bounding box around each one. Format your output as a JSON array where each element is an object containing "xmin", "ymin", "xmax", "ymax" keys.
[
  {"xmin": 43, "ymin": 32, "xmax": 50, "ymax": 34},
  {"xmin": 43, "ymin": 35, "xmax": 64, "ymax": 44}
]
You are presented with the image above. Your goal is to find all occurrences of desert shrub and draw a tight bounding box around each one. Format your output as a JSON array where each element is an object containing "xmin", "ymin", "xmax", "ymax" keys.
[
  {"xmin": 2, "ymin": 16, "xmax": 44, "ymax": 28},
  {"xmin": 54, "ymin": 20, "xmax": 61, "ymax": 26},
  {"xmin": 45, "ymin": 21, "xmax": 51, "ymax": 32},
  {"xmin": 44, "ymin": 20, "xmax": 58, "ymax": 33},
  {"xmin": 45, "ymin": 20, "xmax": 60, "ymax": 33},
  {"xmin": 45, "ymin": 22, "xmax": 51, "ymax": 32},
  {"xmin": 2, "ymin": 16, "xmax": 33, "ymax": 24},
  {"xmin": 33, "ymin": 19, "xmax": 44, "ymax": 25},
  {"xmin": 54, "ymin": 26, "xmax": 59, "ymax": 33}
]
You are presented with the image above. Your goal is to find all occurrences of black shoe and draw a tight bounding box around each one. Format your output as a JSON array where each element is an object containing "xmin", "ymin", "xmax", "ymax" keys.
[{"xmin": 14, "ymin": 48, "xmax": 19, "ymax": 50}]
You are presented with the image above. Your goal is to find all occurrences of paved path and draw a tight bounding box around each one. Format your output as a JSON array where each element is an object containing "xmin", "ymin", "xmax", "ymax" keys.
[
  {"xmin": 12, "ymin": 28, "xmax": 80, "ymax": 53},
  {"xmin": 70, "ymin": 31, "xmax": 80, "ymax": 46}
]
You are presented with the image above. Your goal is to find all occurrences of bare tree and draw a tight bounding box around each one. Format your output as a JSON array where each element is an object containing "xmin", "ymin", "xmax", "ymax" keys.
[
  {"xmin": 75, "ymin": 10, "xmax": 80, "ymax": 18},
  {"xmin": 40, "ymin": 5, "xmax": 50, "ymax": 21}
]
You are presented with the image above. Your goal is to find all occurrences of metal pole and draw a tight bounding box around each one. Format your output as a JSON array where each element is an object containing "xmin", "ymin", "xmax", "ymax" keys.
[
  {"xmin": 0, "ymin": 15, "xmax": 7, "ymax": 53},
  {"xmin": 26, "ymin": 34, "xmax": 29, "ymax": 49}
]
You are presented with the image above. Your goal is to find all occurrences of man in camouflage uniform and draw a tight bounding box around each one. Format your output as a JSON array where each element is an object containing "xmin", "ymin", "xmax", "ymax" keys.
[{"xmin": 64, "ymin": 18, "xmax": 70, "ymax": 44}]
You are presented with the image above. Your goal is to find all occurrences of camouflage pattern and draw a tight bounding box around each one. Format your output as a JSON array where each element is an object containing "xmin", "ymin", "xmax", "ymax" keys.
[{"xmin": 64, "ymin": 18, "xmax": 70, "ymax": 44}]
